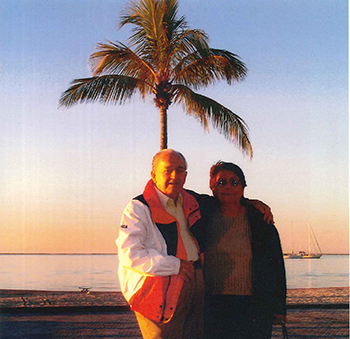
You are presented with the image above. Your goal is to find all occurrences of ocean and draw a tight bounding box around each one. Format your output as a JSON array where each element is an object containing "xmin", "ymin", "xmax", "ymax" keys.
[{"xmin": 0, "ymin": 254, "xmax": 348, "ymax": 292}]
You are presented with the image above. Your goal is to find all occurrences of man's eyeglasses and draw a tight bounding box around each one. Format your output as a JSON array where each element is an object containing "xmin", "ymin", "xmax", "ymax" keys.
[{"xmin": 217, "ymin": 179, "xmax": 240, "ymax": 187}]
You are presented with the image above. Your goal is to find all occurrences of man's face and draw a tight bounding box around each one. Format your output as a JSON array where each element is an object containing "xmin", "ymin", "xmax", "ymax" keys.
[{"xmin": 151, "ymin": 151, "xmax": 187, "ymax": 201}]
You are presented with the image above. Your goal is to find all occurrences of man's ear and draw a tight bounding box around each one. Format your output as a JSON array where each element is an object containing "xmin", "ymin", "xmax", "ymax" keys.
[{"xmin": 151, "ymin": 170, "xmax": 156, "ymax": 183}]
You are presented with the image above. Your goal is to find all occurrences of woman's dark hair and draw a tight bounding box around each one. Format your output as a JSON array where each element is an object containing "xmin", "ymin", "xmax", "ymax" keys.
[{"xmin": 209, "ymin": 161, "xmax": 247, "ymax": 189}]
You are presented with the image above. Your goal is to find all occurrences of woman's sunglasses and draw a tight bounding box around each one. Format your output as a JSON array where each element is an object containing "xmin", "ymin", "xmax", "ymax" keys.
[{"xmin": 217, "ymin": 179, "xmax": 240, "ymax": 187}]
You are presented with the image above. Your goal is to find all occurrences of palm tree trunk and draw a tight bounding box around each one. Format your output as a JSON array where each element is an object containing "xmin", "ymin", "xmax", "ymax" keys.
[{"xmin": 160, "ymin": 106, "xmax": 168, "ymax": 150}]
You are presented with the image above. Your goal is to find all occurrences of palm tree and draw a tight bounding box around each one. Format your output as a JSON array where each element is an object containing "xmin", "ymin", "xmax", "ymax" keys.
[{"xmin": 59, "ymin": 0, "xmax": 252, "ymax": 157}]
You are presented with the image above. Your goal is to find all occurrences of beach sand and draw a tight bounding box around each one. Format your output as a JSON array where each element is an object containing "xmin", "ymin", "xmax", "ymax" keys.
[
  {"xmin": 1, "ymin": 287, "xmax": 348, "ymax": 309},
  {"xmin": 0, "ymin": 287, "xmax": 348, "ymax": 338}
]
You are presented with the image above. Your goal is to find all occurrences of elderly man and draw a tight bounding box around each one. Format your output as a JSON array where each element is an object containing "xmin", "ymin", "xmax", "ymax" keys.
[{"xmin": 116, "ymin": 149, "xmax": 271, "ymax": 339}]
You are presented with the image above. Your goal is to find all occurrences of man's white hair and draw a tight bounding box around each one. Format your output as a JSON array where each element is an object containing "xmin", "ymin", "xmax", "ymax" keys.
[{"xmin": 152, "ymin": 149, "xmax": 188, "ymax": 171}]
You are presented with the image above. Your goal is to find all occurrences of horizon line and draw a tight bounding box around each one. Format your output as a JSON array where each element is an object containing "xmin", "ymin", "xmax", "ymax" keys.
[
  {"xmin": 0, "ymin": 253, "xmax": 118, "ymax": 255},
  {"xmin": 0, "ymin": 252, "xmax": 348, "ymax": 255}
]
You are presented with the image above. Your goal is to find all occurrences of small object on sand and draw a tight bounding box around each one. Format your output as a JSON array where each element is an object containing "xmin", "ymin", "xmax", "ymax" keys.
[{"xmin": 79, "ymin": 287, "xmax": 91, "ymax": 294}]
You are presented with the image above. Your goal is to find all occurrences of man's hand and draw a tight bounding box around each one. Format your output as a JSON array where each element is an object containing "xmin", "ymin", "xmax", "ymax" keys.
[
  {"xmin": 178, "ymin": 260, "xmax": 194, "ymax": 282},
  {"xmin": 246, "ymin": 199, "xmax": 274, "ymax": 224},
  {"xmin": 273, "ymin": 314, "xmax": 287, "ymax": 325}
]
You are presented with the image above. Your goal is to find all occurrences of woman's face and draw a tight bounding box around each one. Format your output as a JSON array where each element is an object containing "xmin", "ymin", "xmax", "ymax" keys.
[{"xmin": 211, "ymin": 170, "xmax": 244, "ymax": 204}]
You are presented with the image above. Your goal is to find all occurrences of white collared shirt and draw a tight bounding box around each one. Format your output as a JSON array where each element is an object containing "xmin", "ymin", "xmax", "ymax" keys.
[{"xmin": 156, "ymin": 188, "xmax": 199, "ymax": 261}]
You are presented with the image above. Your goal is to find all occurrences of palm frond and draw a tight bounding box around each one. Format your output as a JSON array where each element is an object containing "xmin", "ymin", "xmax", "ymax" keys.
[
  {"xmin": 119, "ymin": 0, "xmax": 166, "ymax": 51},
  {"xmin": 59, "ymin": 75, "xmax": 141, "ymax": 108},
  {"xmin": 119, "ymin": 0, "xmax": 186, "ymax": 72},
  {"xmin": 172, "ymin": 48, "xmax": 247, "ymax": 89},
  {"xmin": 210, "ymin": 49, "xmax": 248, "ymax": 83},
  {"xmin": 90, "ymin": 40, "xmax": 155, "ymax": 87},
  {"xmin": 172, "ymin": 84, "xmax": 252, "ymax": 158},
  {"xmin": 120, "ymin": 0, "xmax": 182, "ymax": 41},
  {"xmin": 168, "ymin": 28, "xmax": 209, "ymax": 68},
  {"xmin": 161, "ymin": 0, "xmax": 186, "ymax": 41}
]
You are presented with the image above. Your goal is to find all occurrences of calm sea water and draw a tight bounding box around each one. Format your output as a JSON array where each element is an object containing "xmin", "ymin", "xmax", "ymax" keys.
[{"xmin": 0, "ymin": 254, "xmax": 348, "ymax": 292}]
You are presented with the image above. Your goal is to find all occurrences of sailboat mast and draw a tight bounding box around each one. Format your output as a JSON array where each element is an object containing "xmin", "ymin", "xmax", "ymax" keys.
[
  {"xmin": 291, "ymin": 222, "xmax": 295, "ymax": 254},
  {"xmin": 308, "ymin": 222, "xmax": 311, "ymax": 255},
  {"xmin": 310, "ymin": 224, "xmax": 323, "ymax": 254}
]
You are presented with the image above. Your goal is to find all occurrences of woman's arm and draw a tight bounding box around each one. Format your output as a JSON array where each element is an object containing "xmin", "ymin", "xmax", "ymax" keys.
[{"xmin": 242, "ymin": 197, "xmax": 274, "ymax": 224}]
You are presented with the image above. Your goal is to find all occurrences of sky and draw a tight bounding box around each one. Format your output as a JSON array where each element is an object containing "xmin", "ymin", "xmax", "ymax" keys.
[{"xmin": 0, "ymin": 0, "xmax": 348, "ymax": 254}]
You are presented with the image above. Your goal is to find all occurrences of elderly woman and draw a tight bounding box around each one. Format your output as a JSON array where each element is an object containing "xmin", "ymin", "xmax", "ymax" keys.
[{"xmin": 204, "ymin": 161, "xmax": 286, "ymax": 339}]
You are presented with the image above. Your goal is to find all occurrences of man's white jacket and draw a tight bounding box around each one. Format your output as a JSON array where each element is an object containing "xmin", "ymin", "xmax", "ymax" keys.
[{"xmin": 116, "ymin": 180, "xmax": 203, "ymax": 323}]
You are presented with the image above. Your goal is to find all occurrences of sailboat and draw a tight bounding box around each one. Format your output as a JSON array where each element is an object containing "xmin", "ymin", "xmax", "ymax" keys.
[
  {"xmin": 283, "ymin": 222, "xmax": 303, "ymax": 259},
  {"xmin": 284, "ymin": 252, "xmax": 303, "ymax": 259},
  {"xmin": 300, "ymin": 223, "xmax": 322, "ymax": 259}
]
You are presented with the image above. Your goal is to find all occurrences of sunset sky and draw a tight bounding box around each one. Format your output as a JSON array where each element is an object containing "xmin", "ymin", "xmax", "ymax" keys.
[{"xmin": 1, "ymin": 0, "xmax": 348, "ymax": 254}]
